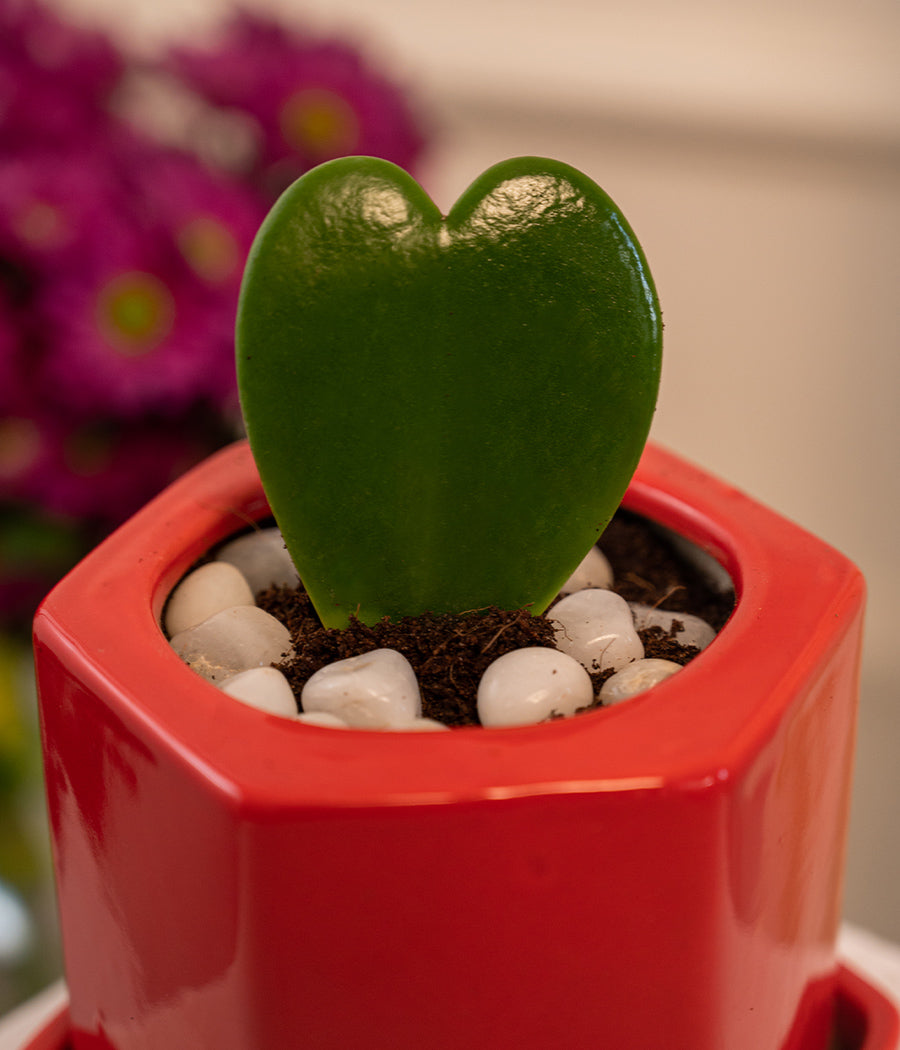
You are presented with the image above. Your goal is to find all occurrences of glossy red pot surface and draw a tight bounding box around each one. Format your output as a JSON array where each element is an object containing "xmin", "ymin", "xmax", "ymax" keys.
[
  {"xmin": 34, "ymin": 441, "xmax": 865, "ymax": 1050},
  {"xmin": 19, "ymin": 968, "xmax": 900, "ymax": 1050}
]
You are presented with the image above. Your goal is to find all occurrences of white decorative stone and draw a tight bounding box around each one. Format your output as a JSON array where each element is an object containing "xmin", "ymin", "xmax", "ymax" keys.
[
  {"xmin": 300, "ymin": 648, "xmax": 421, "ymax": 729},
  {"xmin": 169, "ymin": 605, "xmax": 292, "ymax": 683},
  {"xmin": 558, "ymin": 545, "xmax": 614, "ymax": 595},
  {"xmin": 629, "ymin": 604, "xmax": 717, "ymax": 651},
  {"xmin": 164, "ymin": 561, "xmax": 255, "ymax": 636},
  {"xmin": 216, "ymin": 527, "xmax": 300, "ymax": 595},
  {"xmin": 477, "ymin": 647, "xmax": 594, "ymax": 728},
  {"xmin": 296, "ymin": 711, "xmax": 349, "ymax": 728},
  {"xmin": 550, "ymin": 589, "xmax": 644, "ymax": 673},
  {"xmin": 599, "ymin": 658, "xmax": 683, "ymax": 705},
  {"xmin": 220, "ymin": 667, "xmax": 298, "ymax": 717}
]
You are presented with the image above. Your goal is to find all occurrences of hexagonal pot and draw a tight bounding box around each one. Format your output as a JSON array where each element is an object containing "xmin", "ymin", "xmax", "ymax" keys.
[{"xmin": 33, "ymin": 439, "xmax": 865, "ymax": 1050}]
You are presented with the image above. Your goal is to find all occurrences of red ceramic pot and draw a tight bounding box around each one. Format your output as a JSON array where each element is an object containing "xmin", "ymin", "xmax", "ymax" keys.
[
  {"xmin": 33, "ymin": 440, "xmax": 865, "ymax": 1050},
  {"xmin": 17, "ymin": 968, "xmax": 900, "ymax": 1050}
]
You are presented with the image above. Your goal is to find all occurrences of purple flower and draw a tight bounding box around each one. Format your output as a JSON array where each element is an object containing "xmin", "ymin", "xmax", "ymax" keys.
[
  {"xmin": 126, "ymin": 144, "xmax": 266, "ymax": 294},
  {"xmin": 40, "ymin": 421, "xmax": 213, "ymax": 524},
  {"xmin": 0, "ymin": 410, "xmax": 219, "ymax": 624},
  {"xmin": 1, "ymin": 407, "xmax": 220, "ymax": 526},
  {"xmin": 0, "ymin": 136, "xmax": 261, "ymax": 415},
  {"xmin": 0, "ymin": 146, "xmax": 127, "ymax": 270},
  {"xmin": 36, "ymin": 235, "xmax": 234, "ymax": 416},
  {"xmin": 167, "ymin": 12, "xmax": 427, "ymax": 193},
  {"xmin": 0, "ymin": 2, "xmax": 430, "ymax": 630},
  {"xmin": 0, "ymin": 0, "xmax": 124, "ymax": 150},
  {"xmin": 0, "ymin": 292, "xmax": 31, "ymax": 413},
  {"xmin": 0, "ymin": 408, "xmax": 56, "ymax": 509}
]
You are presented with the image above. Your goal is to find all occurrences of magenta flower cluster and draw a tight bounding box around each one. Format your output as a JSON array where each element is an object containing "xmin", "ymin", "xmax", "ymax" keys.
[{"xmin": 0, "ymin": 0, "xmax": 427, "ymax": 627}]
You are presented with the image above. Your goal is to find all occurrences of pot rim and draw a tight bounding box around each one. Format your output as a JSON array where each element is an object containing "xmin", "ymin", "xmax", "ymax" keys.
[{"xmin": 34, "ymin": 440, "xmax": 864, "ymax": 810}]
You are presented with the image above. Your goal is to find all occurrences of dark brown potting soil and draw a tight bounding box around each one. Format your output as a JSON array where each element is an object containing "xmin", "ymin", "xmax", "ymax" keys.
[{"xmin": 256, "ymin": 510, "xmax": 735, "ymax": 727}]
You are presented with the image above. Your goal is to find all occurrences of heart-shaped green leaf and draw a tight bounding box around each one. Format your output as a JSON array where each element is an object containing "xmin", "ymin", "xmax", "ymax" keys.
[{"xmin": 237, "ymin": 156, "xmax": 661, "ymax": 628}]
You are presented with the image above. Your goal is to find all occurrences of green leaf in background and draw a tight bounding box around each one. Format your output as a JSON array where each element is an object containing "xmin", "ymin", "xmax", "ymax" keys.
[{"xmin": 237, "ymin": 156, "xmax": 661, "ymax": 628}]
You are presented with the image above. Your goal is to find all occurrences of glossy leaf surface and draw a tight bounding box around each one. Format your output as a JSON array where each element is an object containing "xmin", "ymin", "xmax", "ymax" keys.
[{"xmin": 237, "ymin": 156, "xmax": 661, "ymax": 627}]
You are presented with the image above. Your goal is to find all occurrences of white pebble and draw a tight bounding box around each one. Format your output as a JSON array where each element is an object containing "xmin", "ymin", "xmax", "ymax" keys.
[
  {"xmin": 629, "ymin": 604, "xmax": 716, "ymax": 651},
  {"xmin": 558, "ymin": 545, "xmax": 614, "ymax": 595},
  {"xmin": 169, "ymin": 605, "xmax": 292, "ymax": 683},
  {"xmin": 296, "ymin": 711, "xmax": 349, "ymax": 728},
  {"xmin": 599, "ymin": 658, "xmax": 683, "ymax": 705},
  {"xmin": 219, "ymin": 667, "xmax": 298, "ymax": 717},
  {"xmin": 216, "ymin": 527, "xmax": 300, "ymax": 595},
  {"xmin": 300, "ymin": 648, "xmax": 421, "ymax": 729},
  {"xmin": 477, "ymin": 647, "xmax": 594, "ymax": 728},
  {"xmin": 164, "ymin": 562, "xmax": 255, "ymax": 636},
  {"xmin": 550, "ymin": 589, "xmax": 644, "ymax": 673}
]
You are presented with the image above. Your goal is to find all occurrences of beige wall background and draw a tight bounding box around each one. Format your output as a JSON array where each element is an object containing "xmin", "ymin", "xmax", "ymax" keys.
[{"xmin": 57, "ymin": 0, "xmax": 900, "ymax": 939}]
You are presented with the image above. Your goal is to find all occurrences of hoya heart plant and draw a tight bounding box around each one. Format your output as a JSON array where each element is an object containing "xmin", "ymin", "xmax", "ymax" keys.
[{"xmin": 236, "ymin": 156, "xmax": 662, "ymax": 629}]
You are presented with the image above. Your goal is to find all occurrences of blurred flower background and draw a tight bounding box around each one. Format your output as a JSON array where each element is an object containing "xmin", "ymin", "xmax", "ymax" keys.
[{"xmin": 0, "ymin": 0, "xmax": 427, "ymax": 1011}]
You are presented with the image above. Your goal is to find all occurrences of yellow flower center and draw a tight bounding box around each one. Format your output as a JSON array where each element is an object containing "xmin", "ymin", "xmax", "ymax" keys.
[
  {"xmin": 0, "ymin": 418, "xmax": 41, "ymax": 480},
  {"xmin": 13, "ymin": 200, "xmax": 67, "ymax": 250},
  {"xmin": 96, "ymin": 272, "xmax": 175, "ymax": 356},
  {"xmin": 279, "ymin": 88, "xmax": 359, "ymax": 158},
  {"xmin": 177, "ymin": 215, "xmax": 240, "ymax": 284}
]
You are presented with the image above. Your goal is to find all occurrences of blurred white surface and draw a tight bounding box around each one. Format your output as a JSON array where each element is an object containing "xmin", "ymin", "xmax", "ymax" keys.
[
  {"xmin": 0, "ymin": 888, "xmax": 30, "ymax": 967},
  {"xmin": 41, "ymin": 0, "xmax": 900, "ymax": 942},
  {"xmin": 0, "ymin": 980, "xmax": 65, "ymax": 1050},
  {"xmin": 841, "ymin": 925, "xmax": 900, "ymax": 1012}
]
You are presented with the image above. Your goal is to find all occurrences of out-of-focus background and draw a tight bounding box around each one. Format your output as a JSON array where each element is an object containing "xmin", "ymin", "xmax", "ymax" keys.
[{"xmin": 1, "ymin": 0, "xmax": 897, "ymax": 1016}]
